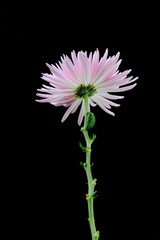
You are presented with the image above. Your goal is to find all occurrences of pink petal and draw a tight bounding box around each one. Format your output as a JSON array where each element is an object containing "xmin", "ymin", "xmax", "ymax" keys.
[
  {"xmin": 46, "ymin": 63, "xmax": 77, "ymax": 87},
  {"xmin": 63, "ymin": 57, "xmax": 81, "ymax": 84},
  {"xmin": 41, "ymin": 74, "xmax": 66, "ymax": 88},
  {"xmin": 79, "ymin": 52, "xmax": 91, "ymax": 85},
  {"xmin": 91, "ymin": 57, "xmax": 116, "ymax": 85},
  {"xmin": 103, "ymin": 69, "xmax": 132, "ymax": 84},
  {"xmin": 93, "ymin": 56, "xmax": 122, "ymax": 86},
  {"xmin": 91, "ymin": 49, "xmax": 100, "ymax": 77}
]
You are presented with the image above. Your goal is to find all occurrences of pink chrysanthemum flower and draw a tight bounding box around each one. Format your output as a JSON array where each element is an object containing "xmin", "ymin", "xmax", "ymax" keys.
[{"xmin": 36, "ymin": 49, "xmax": 138, "ymax": 125}]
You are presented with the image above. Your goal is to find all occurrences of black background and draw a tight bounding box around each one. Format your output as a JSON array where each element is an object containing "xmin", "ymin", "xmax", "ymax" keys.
[{"xmin": 2, "ymin": 2, "xmax": 159, "ymax": 240}]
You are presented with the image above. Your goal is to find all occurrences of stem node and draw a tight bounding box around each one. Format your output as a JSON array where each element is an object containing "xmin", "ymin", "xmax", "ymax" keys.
[{"xmin": 94, "ymin": 231, "xmax": 100, "ymax": 240}]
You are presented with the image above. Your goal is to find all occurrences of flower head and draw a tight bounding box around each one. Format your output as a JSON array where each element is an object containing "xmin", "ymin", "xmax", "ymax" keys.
[{"xmin": 36, "ymin": 49, "xmax": 138, "ymax": 125}]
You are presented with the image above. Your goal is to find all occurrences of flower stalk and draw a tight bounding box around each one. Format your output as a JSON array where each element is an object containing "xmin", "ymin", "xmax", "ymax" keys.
[{"xmin": 80, "ymin": 94, "xmax": 100, "ymax": 240}]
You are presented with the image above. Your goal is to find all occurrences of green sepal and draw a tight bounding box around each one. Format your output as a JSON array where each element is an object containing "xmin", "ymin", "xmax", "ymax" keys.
[{"xmin": 85, "ymin": 112, "xmax": 96, "ymax": 131}]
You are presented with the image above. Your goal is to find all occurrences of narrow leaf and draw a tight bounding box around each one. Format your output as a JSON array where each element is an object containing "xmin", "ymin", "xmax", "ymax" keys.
[
  {"xmin": 79, "ymin": 142, "xmax": 87, "ymax": 152},
  {"xmin": 90, "ymin": 133, "xmax": 96, "ymax": 143}
]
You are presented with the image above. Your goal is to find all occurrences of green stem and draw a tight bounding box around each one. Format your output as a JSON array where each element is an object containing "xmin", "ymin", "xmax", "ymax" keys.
[{"xmin": 81, "ymin": 95, "xmax": 100, "ymax": 240}]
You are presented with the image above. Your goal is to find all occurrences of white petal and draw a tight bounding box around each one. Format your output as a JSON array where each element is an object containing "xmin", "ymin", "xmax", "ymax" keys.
[
  {"xmin": 61, "ymin": 99, "xmax": 80, "ymax": 122},
  {"xmin": 71, "ymin": 99, "xmax": 82, "ymax": 114},
  {"xmin": 92, "ymin": 96, "xmax": 115, "ymax": 116},
  {"xmin": 98, "ymin": 92, "xmax": 124, "ymax": 100},
  {"xmin": 91, "ymin": 49, "xmax": 100, "ymax": 73},
  {"xmin": 71, "ymin": 50, "xmax": 77, "ymax": 65},
  {"xmin": 88, "ymin": 52, "xmax": 92, "ymax": 63},
  {"xmin": 96, "ymin": 95, "xmax": 120, "ymax": 107},
  {"xmin": 93, "ymin": 95, "xmax": 111, "ymax": 109},
  {"xmin": 42, "ymin": 84, "xmax": 54, "ymax": 89},
  {"xmin": 114, "ymin": 51, "xmax": 120, "ymax": 62},
  {"xmin": 103, "ymin": 48, "xmax": 108, "ymax": 59},
  {"xmin": 52, "ymin": 96, "xmax": 76, "ymax": 106},
  {"xmin": 78, "ymin": 100, "xmax": 85, "ymax": 126},
  {"xmin": 120, "ymin": 76, "xmax": 139, "ymax": 86},
  {"xmin": 89, "ymin": 98, "xmax": 97, "ymax": 107},
  {"xmin": 107, "ymin": 83, "xmax": 137, "ymax": 92}
]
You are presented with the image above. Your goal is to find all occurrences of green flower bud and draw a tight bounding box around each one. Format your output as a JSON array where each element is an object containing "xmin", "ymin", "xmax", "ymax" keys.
[{"xmin": 85, "ymin": 112, "xmax": 96, "ymax": 131}]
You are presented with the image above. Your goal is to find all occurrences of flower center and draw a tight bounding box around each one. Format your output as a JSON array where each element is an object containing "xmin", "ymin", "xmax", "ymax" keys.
[{"xmin": 75, "ymin": 84, "xmax": 97, "ymax": 98}]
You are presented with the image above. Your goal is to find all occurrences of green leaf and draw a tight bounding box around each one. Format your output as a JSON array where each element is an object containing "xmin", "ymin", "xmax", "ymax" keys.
[
  {"xmin": 86, "ymin": 191, "xmax": 98, "ymax": 200},
  {"xmin": 90, "ymin": 133, "xmax": 96, "ymax": 143},
  {"xmin": 85, "ymin": 112, "xmax": 96, "ymax": 131},
  {"xmin": 79, "ymin": 142, "xmax": 87, "ymax": 152},
  {"xmin": 92, "ymin": 191, "xmax": 98, "ymax": 199},
  {"xmin": 79, "ymin": 142, "xmax": 91, "ymax": 152}
]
